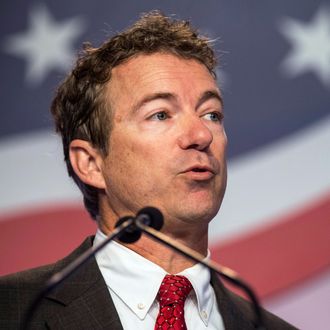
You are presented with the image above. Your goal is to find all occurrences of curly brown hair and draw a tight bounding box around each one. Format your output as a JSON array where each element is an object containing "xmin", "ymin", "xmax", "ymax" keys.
[{"xmin": 50, "ymin": 10, "xmax": 218, "ymax": 220}]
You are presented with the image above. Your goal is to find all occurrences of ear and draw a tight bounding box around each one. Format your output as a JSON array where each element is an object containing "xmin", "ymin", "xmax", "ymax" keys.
[{"xmin": 69, "ymin": 139, "xmax": 106, "ymax": 189}]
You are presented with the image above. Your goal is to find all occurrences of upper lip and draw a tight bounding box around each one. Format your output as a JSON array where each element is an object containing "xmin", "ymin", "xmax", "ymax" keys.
[{"xmin": 183, "ymin": 165, "xmax": 215, "ymax": 174}]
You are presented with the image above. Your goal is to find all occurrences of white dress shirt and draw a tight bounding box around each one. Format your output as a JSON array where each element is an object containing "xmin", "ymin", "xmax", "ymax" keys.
[{"xmin": 94, "ymin": 229, "xmax": 225, "ymax": 329}]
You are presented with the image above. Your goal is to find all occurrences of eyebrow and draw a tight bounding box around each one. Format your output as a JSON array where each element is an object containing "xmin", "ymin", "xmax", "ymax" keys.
[
  {"xmin": 132, "ymin": 92, "xmax": 176, "ymax": 113},
  {"xmin": 132, "ymin": 90, "xmax": 224, "ymax": 113},
  {"xmin": 195, "ymin": 90, "xmax": 224, "ymax": 110}
]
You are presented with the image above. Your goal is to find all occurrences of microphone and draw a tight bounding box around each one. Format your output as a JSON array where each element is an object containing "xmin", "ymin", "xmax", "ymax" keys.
[
  {"xmin": 121, "ymin": 209, "xmax": 266, "ymax": 330},
  {"xmin": 115, "ymin": 206, "xmax": 163, "ymax": 243},
  {"xmin": 22, "ymin": 208, "xmax": 161, "ymax": 329}
]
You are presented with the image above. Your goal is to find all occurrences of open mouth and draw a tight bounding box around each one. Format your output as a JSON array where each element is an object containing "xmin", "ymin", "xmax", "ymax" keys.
[
  {"xmin": 182, "ymin": 165, "xmax": 214, "ymax": 180},
  {"xmin": 191, "ymin": 168, "xmax": 208, "ymax": 172},
  {"xmin": 183, "ymin": 166, "xmax": 214, "ymax": 180}
]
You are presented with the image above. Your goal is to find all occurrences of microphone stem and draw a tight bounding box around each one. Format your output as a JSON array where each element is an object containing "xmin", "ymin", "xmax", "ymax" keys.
[{"xmin": 135, "ymin": 219, "xmax": 265, "ymax": 329}]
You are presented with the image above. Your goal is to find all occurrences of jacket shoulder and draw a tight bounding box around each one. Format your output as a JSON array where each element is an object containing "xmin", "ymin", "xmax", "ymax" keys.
[
  {"xmin": 0, "ymin": 236, "xmax": 95, "ymax": 329},
  {"xmin": 0, "ymin": 263, "xmax": 56, "ymax": 329},
  {"xmin": 227, "ymin": 289, "xmax": 298, "ymax": 329},
  {"xmin": 211, "ymin": 271, "xmax": 298, "ymax": 329},
  {"xmin": 0, "ymin": 263, "xmax": 55, "ymax": 287}
]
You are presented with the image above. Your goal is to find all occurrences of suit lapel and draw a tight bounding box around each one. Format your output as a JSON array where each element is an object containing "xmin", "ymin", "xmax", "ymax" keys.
[
  {"xmin": 211, "ymin": 271, "xmax": 256, "ymax": 330},
  {"xmin": 44, "ymin": 237, "xmax": 123, "ymax": 330}
]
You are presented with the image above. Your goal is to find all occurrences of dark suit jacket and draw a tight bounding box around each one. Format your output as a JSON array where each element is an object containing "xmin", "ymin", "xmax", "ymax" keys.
[{"xmin": 0, "ymin": 236, "xmax": 297, "ymax": 329}]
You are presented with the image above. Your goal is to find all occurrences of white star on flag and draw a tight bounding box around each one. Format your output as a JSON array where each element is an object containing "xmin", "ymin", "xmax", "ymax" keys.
[
  {"xmin": 3, "ymin": 4, "xmax": 86, "ymax": 86},
  {"xmin": 278, "ymin": 5, "xmax": 330, "ymax": 88}
]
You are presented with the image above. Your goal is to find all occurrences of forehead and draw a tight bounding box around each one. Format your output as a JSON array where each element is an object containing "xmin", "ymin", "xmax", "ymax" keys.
[{"xmin": 106, "ymin": 53, "xmax": 220, "ymax": 104}]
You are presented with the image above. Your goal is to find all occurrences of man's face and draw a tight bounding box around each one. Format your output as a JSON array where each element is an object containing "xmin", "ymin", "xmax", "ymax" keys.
[{"xmin": 100, "ymin": 53, "xmax": 227, "ymax": 232}]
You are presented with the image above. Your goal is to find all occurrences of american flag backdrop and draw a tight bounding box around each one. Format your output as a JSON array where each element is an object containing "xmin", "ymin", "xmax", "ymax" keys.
[{"xmin": 0, "ymin": 1, "xmax": 329, "ymax": 329}]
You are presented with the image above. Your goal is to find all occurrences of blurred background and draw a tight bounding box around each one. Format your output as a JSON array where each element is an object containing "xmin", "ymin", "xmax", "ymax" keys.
[{"xmin": 0, "ymin": 1, "xmax": 329, "ymax": 328}]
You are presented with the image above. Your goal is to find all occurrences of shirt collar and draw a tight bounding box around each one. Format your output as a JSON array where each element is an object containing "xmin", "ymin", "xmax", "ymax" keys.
[
  {"xmin": 178, "ymin": 254, "xmax": 213, "ymax": 326},
  {"xmin": 94, "ymin": 229, "xmax": 166, "ymax": 319},
  {"xmin": 94, "ymin": 229, "xmax": 213, "ymax": 324}
]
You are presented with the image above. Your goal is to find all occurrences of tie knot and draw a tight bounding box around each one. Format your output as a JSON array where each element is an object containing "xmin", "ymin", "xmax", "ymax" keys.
[{"xmin": 157, "ymin": 275, "xmax": 192, "ymax": 307}]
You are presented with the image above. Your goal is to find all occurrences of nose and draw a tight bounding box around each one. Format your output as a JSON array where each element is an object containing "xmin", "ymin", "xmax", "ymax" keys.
[{"xmin": 177, "ymin": 114, "xmax": 213, "ymax": 151}]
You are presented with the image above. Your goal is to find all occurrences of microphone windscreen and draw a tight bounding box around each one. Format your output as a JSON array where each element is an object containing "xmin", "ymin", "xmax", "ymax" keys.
[
  {"xmin": 137, "ymin": 206, "xmax": 163, "ymax": 231},
  {"xmin": 115, "ymin": 216, "xmax": 142, "ymax": 243}
]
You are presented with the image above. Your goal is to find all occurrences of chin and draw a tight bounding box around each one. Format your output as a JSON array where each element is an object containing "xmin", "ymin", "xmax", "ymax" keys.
[
  {"xmin": 176, "ymin": 201, "xmax": 220, "ymax": 224},
  {"xmin": 163, "ymin": 187, "xmax": 225, "ymax": 225}
]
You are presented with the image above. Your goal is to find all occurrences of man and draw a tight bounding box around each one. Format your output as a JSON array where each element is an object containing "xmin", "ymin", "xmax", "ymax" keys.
[{"xmin": 0, "ymin": 11, "xmax": 296, "ymax": 329}]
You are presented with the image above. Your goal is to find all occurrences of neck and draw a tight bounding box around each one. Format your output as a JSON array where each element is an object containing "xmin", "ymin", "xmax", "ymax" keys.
[
  {"xmin": 99, "ymin": 218, "xmax": 209, "ymax": 274},
  {"xmin": 124, "ymin": 228, "xmax": 208, "ymax": 274}
]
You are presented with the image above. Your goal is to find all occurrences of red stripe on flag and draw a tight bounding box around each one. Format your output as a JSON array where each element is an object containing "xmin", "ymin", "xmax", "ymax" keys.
[
  {"xmin": 210, "ymin": 193, "xmax": 330, "ymax": 298},
  {"xmin": 0, "ymin": 205, "xmax": 96, "ymax": 275}
]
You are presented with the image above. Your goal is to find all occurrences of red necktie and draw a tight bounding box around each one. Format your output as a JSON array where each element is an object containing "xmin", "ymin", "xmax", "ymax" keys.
[{"xmin": 155, "ymin": 275, "xmax": 193, "ymax": 330}]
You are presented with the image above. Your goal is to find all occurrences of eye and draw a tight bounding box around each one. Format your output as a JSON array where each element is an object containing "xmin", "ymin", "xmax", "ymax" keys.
[
  {"xmin": 203, "ymin": 112, "xmax": 224, "ymax": 122},
  {"xmin": 149, "ymin": 111, "xmax": 169, "ymax": 121}
]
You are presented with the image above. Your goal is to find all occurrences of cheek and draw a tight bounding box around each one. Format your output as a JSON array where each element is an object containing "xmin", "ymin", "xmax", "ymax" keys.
[
  {"xmin": 212, "ymin": 130, "xmax": 227, "ymax": 155},
  {"xmin": 107, "ymin": 134, "xmax": 157, "ymax": 178}
]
